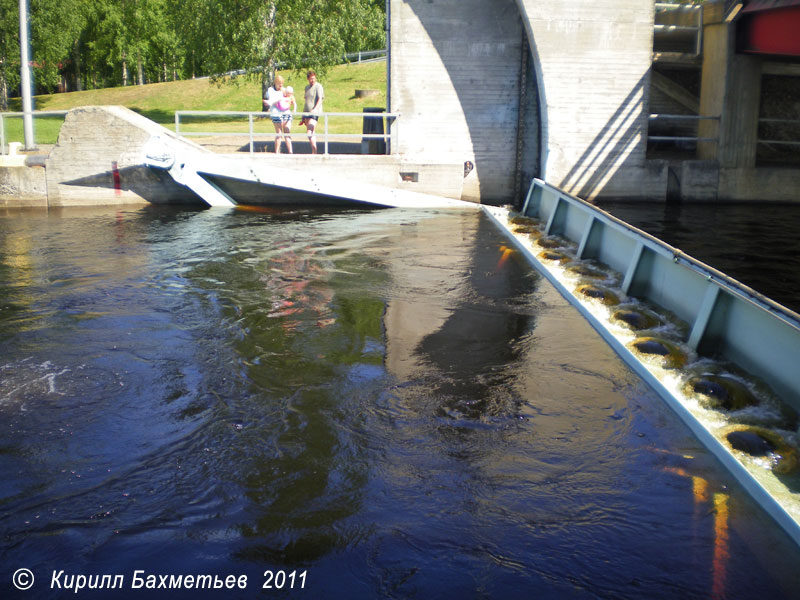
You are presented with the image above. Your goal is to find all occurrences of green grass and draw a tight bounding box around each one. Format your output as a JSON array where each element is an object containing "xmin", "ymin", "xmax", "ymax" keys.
[{"xmin": 2, "ymin": 61, "xmax": 387, "ymax": 147}]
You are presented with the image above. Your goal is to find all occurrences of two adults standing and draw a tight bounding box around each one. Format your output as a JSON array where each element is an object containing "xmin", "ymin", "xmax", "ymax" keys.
[{"xmin": 262, "ymin": 70, "xmax": 324, "ymax": 154}]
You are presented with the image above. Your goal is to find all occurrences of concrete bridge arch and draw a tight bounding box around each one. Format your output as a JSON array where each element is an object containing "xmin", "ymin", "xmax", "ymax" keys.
[{"xmin": 389, "ymin": 0, "xmax": 660, "ymax": 204}]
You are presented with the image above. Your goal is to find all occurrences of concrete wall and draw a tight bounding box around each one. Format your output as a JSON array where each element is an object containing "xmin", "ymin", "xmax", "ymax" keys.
[
  {"xmin": 389, "ymin": 0, "xmax": 534, "ymax": 204},
  {"xmin": 517, "ymin": 0, "xmax": 671, "ymax": 201},
  {"xmin": 205, "ymin": 154, "xmax": 464, "ymax": 202},
  {"xmin": 0, "ymin": 165, "xmax": 47, "ymax": 207},
  {"xmin": 391, "ymin": 0, "xmax": 666, "ymax": 203},
  {"xmin": 45, "ymin": 106, "xmax": 199, "ymax": 206}
]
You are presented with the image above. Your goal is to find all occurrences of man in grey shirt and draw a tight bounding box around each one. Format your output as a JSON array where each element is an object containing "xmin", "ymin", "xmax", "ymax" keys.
[{"xmin": 303, "ymin": 70, "xmax": 324, "ymax": 154}]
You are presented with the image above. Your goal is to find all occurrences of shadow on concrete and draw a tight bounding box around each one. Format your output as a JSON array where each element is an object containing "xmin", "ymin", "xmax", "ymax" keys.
[
  {"xmin": 244, "ymin": 140, "xmax": 364, "ymax": 155},
  {"xmin": 61, "ymin": 165, "xmax": 201, "ymax": 204},
  {"xmin": 557, "ymin": 72, "xmax": 651, "ymax": 201},
  {"xmin": 403, "ymin": 0, "xmax": 541, "ymax": 206}
]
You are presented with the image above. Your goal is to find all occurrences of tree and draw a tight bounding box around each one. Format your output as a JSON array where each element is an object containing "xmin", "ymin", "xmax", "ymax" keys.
[
  {"xmin": 0, "ymin": 0, "xmax": 86, "ymax": 107},
  {"xmin": 62, "ymin": 0, "xmax": 104, "ymax": 91},
  {"xmin": 0, "ymin": 0, "xmax": 21, "ymax": 110},
  {"xmin": 0, "ymin": 0, "xmax": 386, "ymax": 105},
  {"xmin": 336, "ymin": 0, "xmax": 386, "ymax": 55},
  {"xmin": 149, "ymin": 0, "xmax": 185, "ymax": 82},
  {"xmin": 198, "ymin": 0, "xmax": 385, "ymax": 99},
  {"xmin": 29, "ymin": 0, "xmax": 83, "ymax": 92}
]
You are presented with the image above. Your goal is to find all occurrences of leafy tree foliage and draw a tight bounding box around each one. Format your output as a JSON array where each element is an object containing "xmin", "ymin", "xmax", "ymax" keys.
[
  {"xmin": 0, "ymin": 0, "xmax": 20, "ymax": 109},
  {"xmin": 0, "ymin": 0, "xmax": 385, "ymax": 106},
  {"xmin": 1, "ymin": 0, "xmax": 83, "ymax": 108}
]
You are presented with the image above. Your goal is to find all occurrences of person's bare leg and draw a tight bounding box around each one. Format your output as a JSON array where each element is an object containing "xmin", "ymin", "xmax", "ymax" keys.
[
  {"xmin": 284, "ymin": 123, "xmax": 293, "ymax": 154},
  {"xmin": 307, "ymin": 120, "xmax": 317, "ymax": 154},
  {"xmin": 273, "ymin": 122, "xmax": 283, "ymax": 154}
]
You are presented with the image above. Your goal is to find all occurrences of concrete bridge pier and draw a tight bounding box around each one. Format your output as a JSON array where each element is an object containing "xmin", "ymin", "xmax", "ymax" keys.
[
  {"xmin": 390, "ymin": 0, "xmax": 668, "ymax": 206},
  {"xmin": 390, "ymin": 0, "xmax": 800, "ymax": 204},
  {"xmin": 698, "ymin": 2, "xmax": 761, "ymax": 171}
]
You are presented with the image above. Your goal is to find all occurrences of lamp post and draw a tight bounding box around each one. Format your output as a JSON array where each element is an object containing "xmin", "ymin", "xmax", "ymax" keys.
[{"xmin": 19, "ymin": 0, "xmax": 35, "ymax": 150}]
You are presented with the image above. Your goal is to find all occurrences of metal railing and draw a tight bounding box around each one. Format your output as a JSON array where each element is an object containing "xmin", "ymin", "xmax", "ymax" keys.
[
  {"xmin": 647, "ymin": 113, "xmax": 720, "ymax": 144},
  {"xmin": 174, "ymin": 110, "xmax": 399, "ymax": 155},
  {"xmin": 648, "ymin": 115, "xmax": 800, "ymax": 146},
  {"xmin": 343, "ymin": 49, "xmax": 387, "ymax": 63},
  {"xmin": 0, "ymin": 110, "xmax": 68, "ymax": 154},
  {"xmin": 758, "ymin": 117, "xmax": 800, "ymax": 148},
  {"xmin": 654, "ymin": 2, "xmax": 704, "ymax": 56}
]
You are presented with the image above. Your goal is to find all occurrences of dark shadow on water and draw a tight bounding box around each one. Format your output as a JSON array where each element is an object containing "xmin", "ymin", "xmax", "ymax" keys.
[{"xmin": 416, "ymin": 216, "xmax": 539, "ymax": 421}]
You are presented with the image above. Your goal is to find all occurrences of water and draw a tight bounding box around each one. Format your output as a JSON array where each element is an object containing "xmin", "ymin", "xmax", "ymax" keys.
[
  {"xmin": 1, "ymin": 205, "xmax": 800, "ymax": 599},
  {"xmin": 489, "ymin": 204, "xmax": 800, "ymax": 533}
]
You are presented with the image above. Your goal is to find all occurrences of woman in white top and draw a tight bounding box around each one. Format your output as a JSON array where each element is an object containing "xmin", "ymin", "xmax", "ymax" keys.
[{"xmin": 262, "ymin": 75, "xmax": 294, "ymax": 154}]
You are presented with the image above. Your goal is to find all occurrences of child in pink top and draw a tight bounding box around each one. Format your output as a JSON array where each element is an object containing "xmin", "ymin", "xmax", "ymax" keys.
[{"xmin": 277, "ymin": 86, "xmax": 296, "ymax": 112}]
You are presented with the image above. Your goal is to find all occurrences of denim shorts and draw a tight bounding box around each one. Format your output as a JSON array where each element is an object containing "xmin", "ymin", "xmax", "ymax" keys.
[{"xmin": 271, "ymin": 114, "xmax": 292, "ymax": 124}]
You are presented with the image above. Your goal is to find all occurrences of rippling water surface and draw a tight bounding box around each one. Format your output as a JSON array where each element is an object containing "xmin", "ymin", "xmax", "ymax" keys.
[{"xmin": 1, "ymin": 205, "xmax": 800, "ymax": 599}]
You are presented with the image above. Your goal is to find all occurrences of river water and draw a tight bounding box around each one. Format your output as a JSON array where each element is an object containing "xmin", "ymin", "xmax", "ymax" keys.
[{"xmin": 1, "ymin": 204, "xmax": 800, "ymax": 599}]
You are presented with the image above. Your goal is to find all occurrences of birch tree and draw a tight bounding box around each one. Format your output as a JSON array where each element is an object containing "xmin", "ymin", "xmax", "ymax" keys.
[{"xmin": 198, "ymin": 0, "xmax": 385, "ymax": 98}]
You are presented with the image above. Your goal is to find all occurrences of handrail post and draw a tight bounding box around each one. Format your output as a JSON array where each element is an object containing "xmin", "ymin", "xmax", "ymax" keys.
[
  {"xmin": 324, "ymin": 114, "xmax": 329, "ymax": 155},
  {"xmin": 249, "ymin": 113, "xmax": 254, "ymax": 154},
  {"xmin": 696, "ymin": 5, "xmax": 703, "ymax": 56},
  {"xmin": 19, "ymin": 0, "xmax": 35, "ymax": 150},
  {"xmin": 175, "ymin": 111, "xmax": 180, "ymax": 135}
]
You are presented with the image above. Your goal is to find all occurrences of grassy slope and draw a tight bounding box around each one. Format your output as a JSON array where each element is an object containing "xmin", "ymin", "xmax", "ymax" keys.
[{"xmin": 2, "ymin": 61, "xmax": 387, "ymax": 145}]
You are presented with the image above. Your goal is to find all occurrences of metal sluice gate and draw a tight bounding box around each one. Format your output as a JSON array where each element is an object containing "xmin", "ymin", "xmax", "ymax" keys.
[{"xmin": 484, "ymin": 178, "xmax": 800, "ymax": 548}]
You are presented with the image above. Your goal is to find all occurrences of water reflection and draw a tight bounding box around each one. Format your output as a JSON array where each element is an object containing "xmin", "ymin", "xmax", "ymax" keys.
[
  {"xmin": 174, "ymin": 210, "xmax": 396, "ymax": 565},
  {"xmin": 412, "ymin": 221, "xmax": 538, "ymax": 420}
]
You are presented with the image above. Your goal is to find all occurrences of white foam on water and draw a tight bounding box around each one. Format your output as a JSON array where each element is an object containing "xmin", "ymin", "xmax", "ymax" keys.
[{"xmin": 0, "ymin": 358, "xmax": 71, "ymax": 407}]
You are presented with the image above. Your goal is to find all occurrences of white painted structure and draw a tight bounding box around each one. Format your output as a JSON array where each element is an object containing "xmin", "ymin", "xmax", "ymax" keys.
[{"xmin": 143, "ymin": 135, "xmax": 477, "ymax": 210}]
